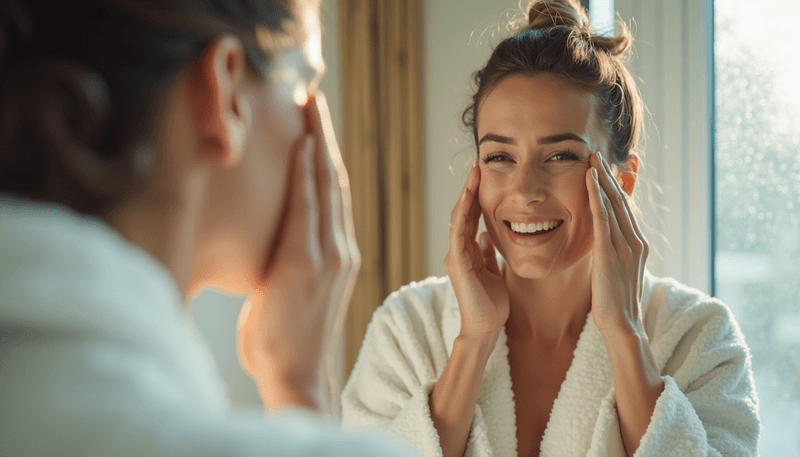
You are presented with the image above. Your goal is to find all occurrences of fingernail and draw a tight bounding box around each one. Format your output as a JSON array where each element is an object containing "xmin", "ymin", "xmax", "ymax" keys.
[
  {"xmin": 592, "ymin": 167, "xmax": 598, "ymax": 181},
  {"xmin": 461, "ymin": 188, "xmax": 468, "ymax": 203},
  {"xmin": 480, "ymin": 233, "xmax": 488, "ymax": 250}
]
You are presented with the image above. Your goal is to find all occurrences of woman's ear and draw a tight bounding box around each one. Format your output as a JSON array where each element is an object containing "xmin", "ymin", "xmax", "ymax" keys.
[
  {"xmin": 620, "ymin": 154, "xmax": 638, "ymax": 195},
  {"xmin": 188, "ymin": 36, "xmax": 252, "ymax": 167}
]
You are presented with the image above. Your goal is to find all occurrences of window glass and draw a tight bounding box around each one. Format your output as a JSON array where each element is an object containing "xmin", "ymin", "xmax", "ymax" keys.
[{"xmin": 714, "ymin": 1, "xmax": 800, "ymax": 454}]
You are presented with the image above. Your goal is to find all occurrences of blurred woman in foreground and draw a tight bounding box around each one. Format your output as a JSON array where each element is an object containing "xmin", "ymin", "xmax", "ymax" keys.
[{"xmin": 0, "ymin": 1, "xmax": 408, "ymax": 456}]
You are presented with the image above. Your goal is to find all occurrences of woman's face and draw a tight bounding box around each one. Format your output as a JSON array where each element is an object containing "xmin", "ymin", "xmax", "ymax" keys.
[
  {"xmin": 477, "ymin": 73, "xmax": 608, "ymax": 280},
  {"xmin": 197, "ymin": 14, "xmax": 324, "ymax": 294}
]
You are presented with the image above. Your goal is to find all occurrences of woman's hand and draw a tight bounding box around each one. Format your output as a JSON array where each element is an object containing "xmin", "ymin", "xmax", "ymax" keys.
[
  {"xmin": 587, "ymin": 151, "xmax": 663, "ymax": 457},
  {"xmin": 236, "ymin": 93, "xmax": 360, "ymax": 412},
  {"xmin": 444, "ymin": 161, "xmax": 509, "ymax": 341},
  {"xmin": 586, "ymin": 151, "xmax": 649, "ymax": 338}
]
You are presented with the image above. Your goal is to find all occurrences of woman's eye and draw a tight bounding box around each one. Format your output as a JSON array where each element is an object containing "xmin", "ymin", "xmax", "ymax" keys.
[
  {"xmin": 483, "ymin": 153, "xmax": 510, "ymax": 164},
  {"xmin": 550, "ymin": 151, "xmax": 580, "ymax": 162}
]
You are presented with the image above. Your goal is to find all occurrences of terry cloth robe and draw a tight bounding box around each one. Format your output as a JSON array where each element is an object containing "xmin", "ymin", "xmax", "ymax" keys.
[
  {"xmin": 0, "ymin": 197, "xmax": 412, "ymax": 457},
  {"xmin": 341, "ymin": 272, "xmax": 761, "ymax": 457}
]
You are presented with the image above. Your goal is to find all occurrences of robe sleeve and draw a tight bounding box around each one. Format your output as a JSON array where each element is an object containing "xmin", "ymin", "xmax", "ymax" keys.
[
  {"xmin": 0, "ymin": 324, "xmax": 413, "ymax": 457},
  {"xmin": 632, "ymin": 291, "xmax": 760, "ymax": 456},
  {"xmin": 341, "ymin": 280, "xmax": 476, "ymax": 457}
]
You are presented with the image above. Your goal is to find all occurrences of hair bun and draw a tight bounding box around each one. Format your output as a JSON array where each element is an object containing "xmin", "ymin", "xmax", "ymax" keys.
[
  {"xmin": 525, "ymin": 0, "xmax": 589, "ymax": 31},
  {"xmin": 517, "ymin": 0, "xmax": 632, "ymax": 57}
]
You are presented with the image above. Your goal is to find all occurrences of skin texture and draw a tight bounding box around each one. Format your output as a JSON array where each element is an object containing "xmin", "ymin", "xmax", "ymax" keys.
[
  {"xmin": 431, "ymin": 73, "xmax": 661, "ymax": 457},
  {"xmin": 105, "ymin": 16, "xmax": 361, "ymax": 413}
]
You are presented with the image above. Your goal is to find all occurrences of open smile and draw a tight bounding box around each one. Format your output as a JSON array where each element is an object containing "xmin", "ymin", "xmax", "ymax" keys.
[
  {"xmin": 502, "ymin": 219, "xmax": 564, "ymax": 247},
  {"xmin": 504, "ymin": 220, "xmax": 564, "ymax": 236}
]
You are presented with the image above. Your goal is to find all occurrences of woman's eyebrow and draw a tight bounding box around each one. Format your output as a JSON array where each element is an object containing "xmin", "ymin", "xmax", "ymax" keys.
[
  {"xmin": 537, "ymin": 133, "xmax": 588, "ymax": 145},
  {"xmin": 478, "ymin": 132, "xmax": 588, "ymax": 146},
  {"xmin": 478, "ymin": 133, "xmax": 515, "ymax": 145}
]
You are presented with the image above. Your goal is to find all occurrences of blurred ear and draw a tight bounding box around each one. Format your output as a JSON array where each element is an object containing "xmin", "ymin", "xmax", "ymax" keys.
[
  {"xmin": 187, "ymin": 36, "xmax": 252, "ymax": 167},
  {"xmin": 620, "ymin": 154, "xmax": 638, "ymax": 195}
]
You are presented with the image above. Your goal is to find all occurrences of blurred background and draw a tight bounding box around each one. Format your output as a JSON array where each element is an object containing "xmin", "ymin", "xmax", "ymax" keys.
[{"xmin": 189, "ymin": 0, "xmax": 800, "ymax": 454}]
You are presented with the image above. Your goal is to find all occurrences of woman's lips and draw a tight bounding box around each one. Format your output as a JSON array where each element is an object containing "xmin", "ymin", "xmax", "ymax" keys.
[{"xmin": 503, "ymin": 220, "xmax": 564, "ymax": 246}]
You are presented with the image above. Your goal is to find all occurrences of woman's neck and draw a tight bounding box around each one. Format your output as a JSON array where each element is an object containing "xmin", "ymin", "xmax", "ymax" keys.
[{"xmin": 503, "ymin": 255, "xmax": 593, "ymax": 349}]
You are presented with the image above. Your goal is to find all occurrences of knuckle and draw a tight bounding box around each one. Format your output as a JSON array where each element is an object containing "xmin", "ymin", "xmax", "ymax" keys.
[
  {"xmin": 614, "ymin": 193, "xmax": 626, "ymax": 208},
  {"xmin": 302, "ymin": 253, "xmax": 324, "ymax": 278},
  {"xmin": 327, "ymin": 250, "xmax": 344, "ymax": 272},
  {"xmin": 350, "ymin": 252, "xmax": 362, "ymax": 274},
  {"xmin": 600, "ymin": 206, "xmax": 610, "ymax": 221}
]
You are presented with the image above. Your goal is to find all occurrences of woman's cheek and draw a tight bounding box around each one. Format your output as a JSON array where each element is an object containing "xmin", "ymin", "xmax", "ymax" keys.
[
  {"xmin": 478, "ymin": 172, "xmax": 503, "ymax": 239},
  {"xmin": 569, "ymin": 177, "xmax": 595, "ymax": 253}
]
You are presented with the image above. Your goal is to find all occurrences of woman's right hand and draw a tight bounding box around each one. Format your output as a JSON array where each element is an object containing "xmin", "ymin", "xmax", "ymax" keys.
[
  {"xmin": 236, "ymin": 93, "xmax": 360, "ymax": 412},
  {"xmin": 444, "ymin": 161, "xmax": 509, "ymax": 341}
]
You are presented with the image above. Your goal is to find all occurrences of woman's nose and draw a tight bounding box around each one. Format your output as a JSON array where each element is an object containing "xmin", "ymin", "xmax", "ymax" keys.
[{"xmin": 508, "ymin": 166, "xmax": 547, "ymax": 204}]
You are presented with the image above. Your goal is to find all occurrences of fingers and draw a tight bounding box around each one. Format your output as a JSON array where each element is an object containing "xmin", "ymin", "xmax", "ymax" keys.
[
  {"xmin": 586, "ymin": 157, "xmax": 614, "ymax": 253},
  {"xmin": 306, "ymin": 96, "xmax": 348, "ymax": 273},
  {"xmin": 448, "ymin": 161, "xmax": 481, "ymax": 257},
  {"xmin": 593, "ymin": 153, "xmax": 649, "ymax": 265},
  {"xmin": 464, "ymin": 162, "xmax": 482, "ymax": 240},
  {"xmin": 593, "ymin": 153, "xmax": 637, "ymax": 244},
  {"xmin": 479, "ymin": 231, "xmax": 500, "ymax": 276},
  {"xmin": 306, "ymin": 93, "xmax": 360, "ymax": 340},
  {"xmin": 236, "ymin": 299, "xmax": 257, "ymax": 376},
  {"xmin": 271, "ymin": 135, "xmax": 320, "ymax": 272},
  {"xmin": 586, "ymin": 152, "xmax": 627, "ymax": 250}
]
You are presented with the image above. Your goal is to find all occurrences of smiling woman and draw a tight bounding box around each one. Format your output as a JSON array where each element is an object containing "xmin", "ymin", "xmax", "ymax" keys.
[{"xmin": 340, "ymin": 1, "xmax": 760, "ymax": 456}]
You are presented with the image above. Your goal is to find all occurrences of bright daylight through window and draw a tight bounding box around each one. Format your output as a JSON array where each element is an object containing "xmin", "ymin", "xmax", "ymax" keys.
[{"xmin": 714, "ymin": 0, "xmax": 800, "ymax": 454}]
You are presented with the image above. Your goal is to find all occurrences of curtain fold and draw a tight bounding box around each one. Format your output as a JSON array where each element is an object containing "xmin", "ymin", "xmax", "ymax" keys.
[{"xmin": 339, "ymin": 0, "xmax": 426, "ymax": 377}]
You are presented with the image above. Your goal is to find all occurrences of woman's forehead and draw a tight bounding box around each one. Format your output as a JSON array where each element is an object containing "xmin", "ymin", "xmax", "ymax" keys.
[{"xmin": 478, "ymin": 74, "xmax": 599, "ymax": 141}]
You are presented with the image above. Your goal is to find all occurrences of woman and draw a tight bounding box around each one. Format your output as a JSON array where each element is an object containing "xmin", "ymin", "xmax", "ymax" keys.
[
  {"xmin": 0, "ymin": 1, "xmax": 409, "ymax": 456},
  {"xmin": 341, "ymin": 1, "xmax": 760, "ymax": 456}
]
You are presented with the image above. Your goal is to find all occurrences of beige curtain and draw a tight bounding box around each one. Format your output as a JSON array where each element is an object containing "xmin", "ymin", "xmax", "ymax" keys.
[{"xmin": 339, "ymin": 0, "xmax": 426, "ymax": 377}]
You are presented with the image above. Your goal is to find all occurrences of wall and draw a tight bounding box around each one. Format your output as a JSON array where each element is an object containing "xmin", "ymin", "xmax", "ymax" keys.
[{"xmin": 189, "ymin": 0, "xmax": 344, "ymax": 409}]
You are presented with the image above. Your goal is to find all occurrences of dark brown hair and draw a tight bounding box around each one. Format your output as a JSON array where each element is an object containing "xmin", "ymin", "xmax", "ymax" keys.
[
  {"xmin": 0, "ymin": 0, "xmax": 310, "ymax": 216},
  {"xmin": 463, "ymin": 0, "xmax": 644, "ymax": 169}
]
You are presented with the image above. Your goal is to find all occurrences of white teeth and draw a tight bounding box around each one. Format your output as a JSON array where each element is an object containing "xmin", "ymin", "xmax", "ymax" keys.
[{"xmin": 510, "ymin": 220, "xmax": 561, "ymax": 234}]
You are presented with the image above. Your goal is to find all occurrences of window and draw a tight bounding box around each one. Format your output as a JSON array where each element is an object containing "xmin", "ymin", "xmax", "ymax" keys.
[{"xmin": 714, "ymin": 0, "xmax": 800, "ymax": 454}]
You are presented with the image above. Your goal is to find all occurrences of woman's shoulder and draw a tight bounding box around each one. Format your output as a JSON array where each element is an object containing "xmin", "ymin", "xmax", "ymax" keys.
[
  {"xmin": 643, "ymin": 272, "xmax": 732, "ymax": 322},
  {"xmin": 642, "ymin": 272, "xmax": 747, "ymax": 367},
  {"xmin": 370, "ymin": 275, "xmax": 457, "ymax": 328}
]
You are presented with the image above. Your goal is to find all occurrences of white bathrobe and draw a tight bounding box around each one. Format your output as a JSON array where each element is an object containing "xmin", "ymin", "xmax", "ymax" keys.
[
  {"xmin": 0, "ymin": 197, "xmax": 411, "ymax": 457},
  {"xmin": 341, "ymin": 272, "xmax": 760, "ymax": 457}
]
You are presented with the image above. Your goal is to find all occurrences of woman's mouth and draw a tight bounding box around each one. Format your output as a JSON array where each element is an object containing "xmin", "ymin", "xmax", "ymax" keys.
[{"xmin": 505, "ymin": 220, "xmax": 564, "ymax": 236}]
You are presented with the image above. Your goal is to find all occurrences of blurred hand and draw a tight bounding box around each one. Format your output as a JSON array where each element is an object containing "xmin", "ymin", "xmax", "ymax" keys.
[
  {"xmin": 444, "ymin": 162, "xmax": 509, "ymax": 342},
  {"xmin": 236, "ymin": 93, "xmax": 360, "ymax": 411}
]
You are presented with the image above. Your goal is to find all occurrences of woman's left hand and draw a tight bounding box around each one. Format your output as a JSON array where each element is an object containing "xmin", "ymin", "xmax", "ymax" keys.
[{"xmin": 585, "ymin": 151, "xmax": 649, "ymax": 338}]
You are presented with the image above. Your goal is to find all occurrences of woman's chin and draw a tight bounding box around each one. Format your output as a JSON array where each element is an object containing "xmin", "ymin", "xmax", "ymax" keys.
[{"xmin": 503, "ymin": 255, "xmax": 556, "ymax": 280}]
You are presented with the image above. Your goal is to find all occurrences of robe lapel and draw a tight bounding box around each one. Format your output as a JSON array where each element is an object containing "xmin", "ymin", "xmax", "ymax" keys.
[
  {"xmin": 538, "ymin": 313, "xmax": 615, "ymax": 457},
  {"xmin": 441, "ymin": 278, "xmax": 616, "ymax": 457},
  {"xmin": 477, "ymin": 327, "xmax": 518, "ymax": 457}
]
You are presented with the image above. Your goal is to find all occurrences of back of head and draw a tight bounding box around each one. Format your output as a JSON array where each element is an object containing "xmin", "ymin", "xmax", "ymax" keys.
[
  {"xmin": 464, "ymin": 0, "xmax": 643, "ymax": 169},
  {"xmin": 0, "ymin": 0, "xmax": 308, "ymax": 217}
]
